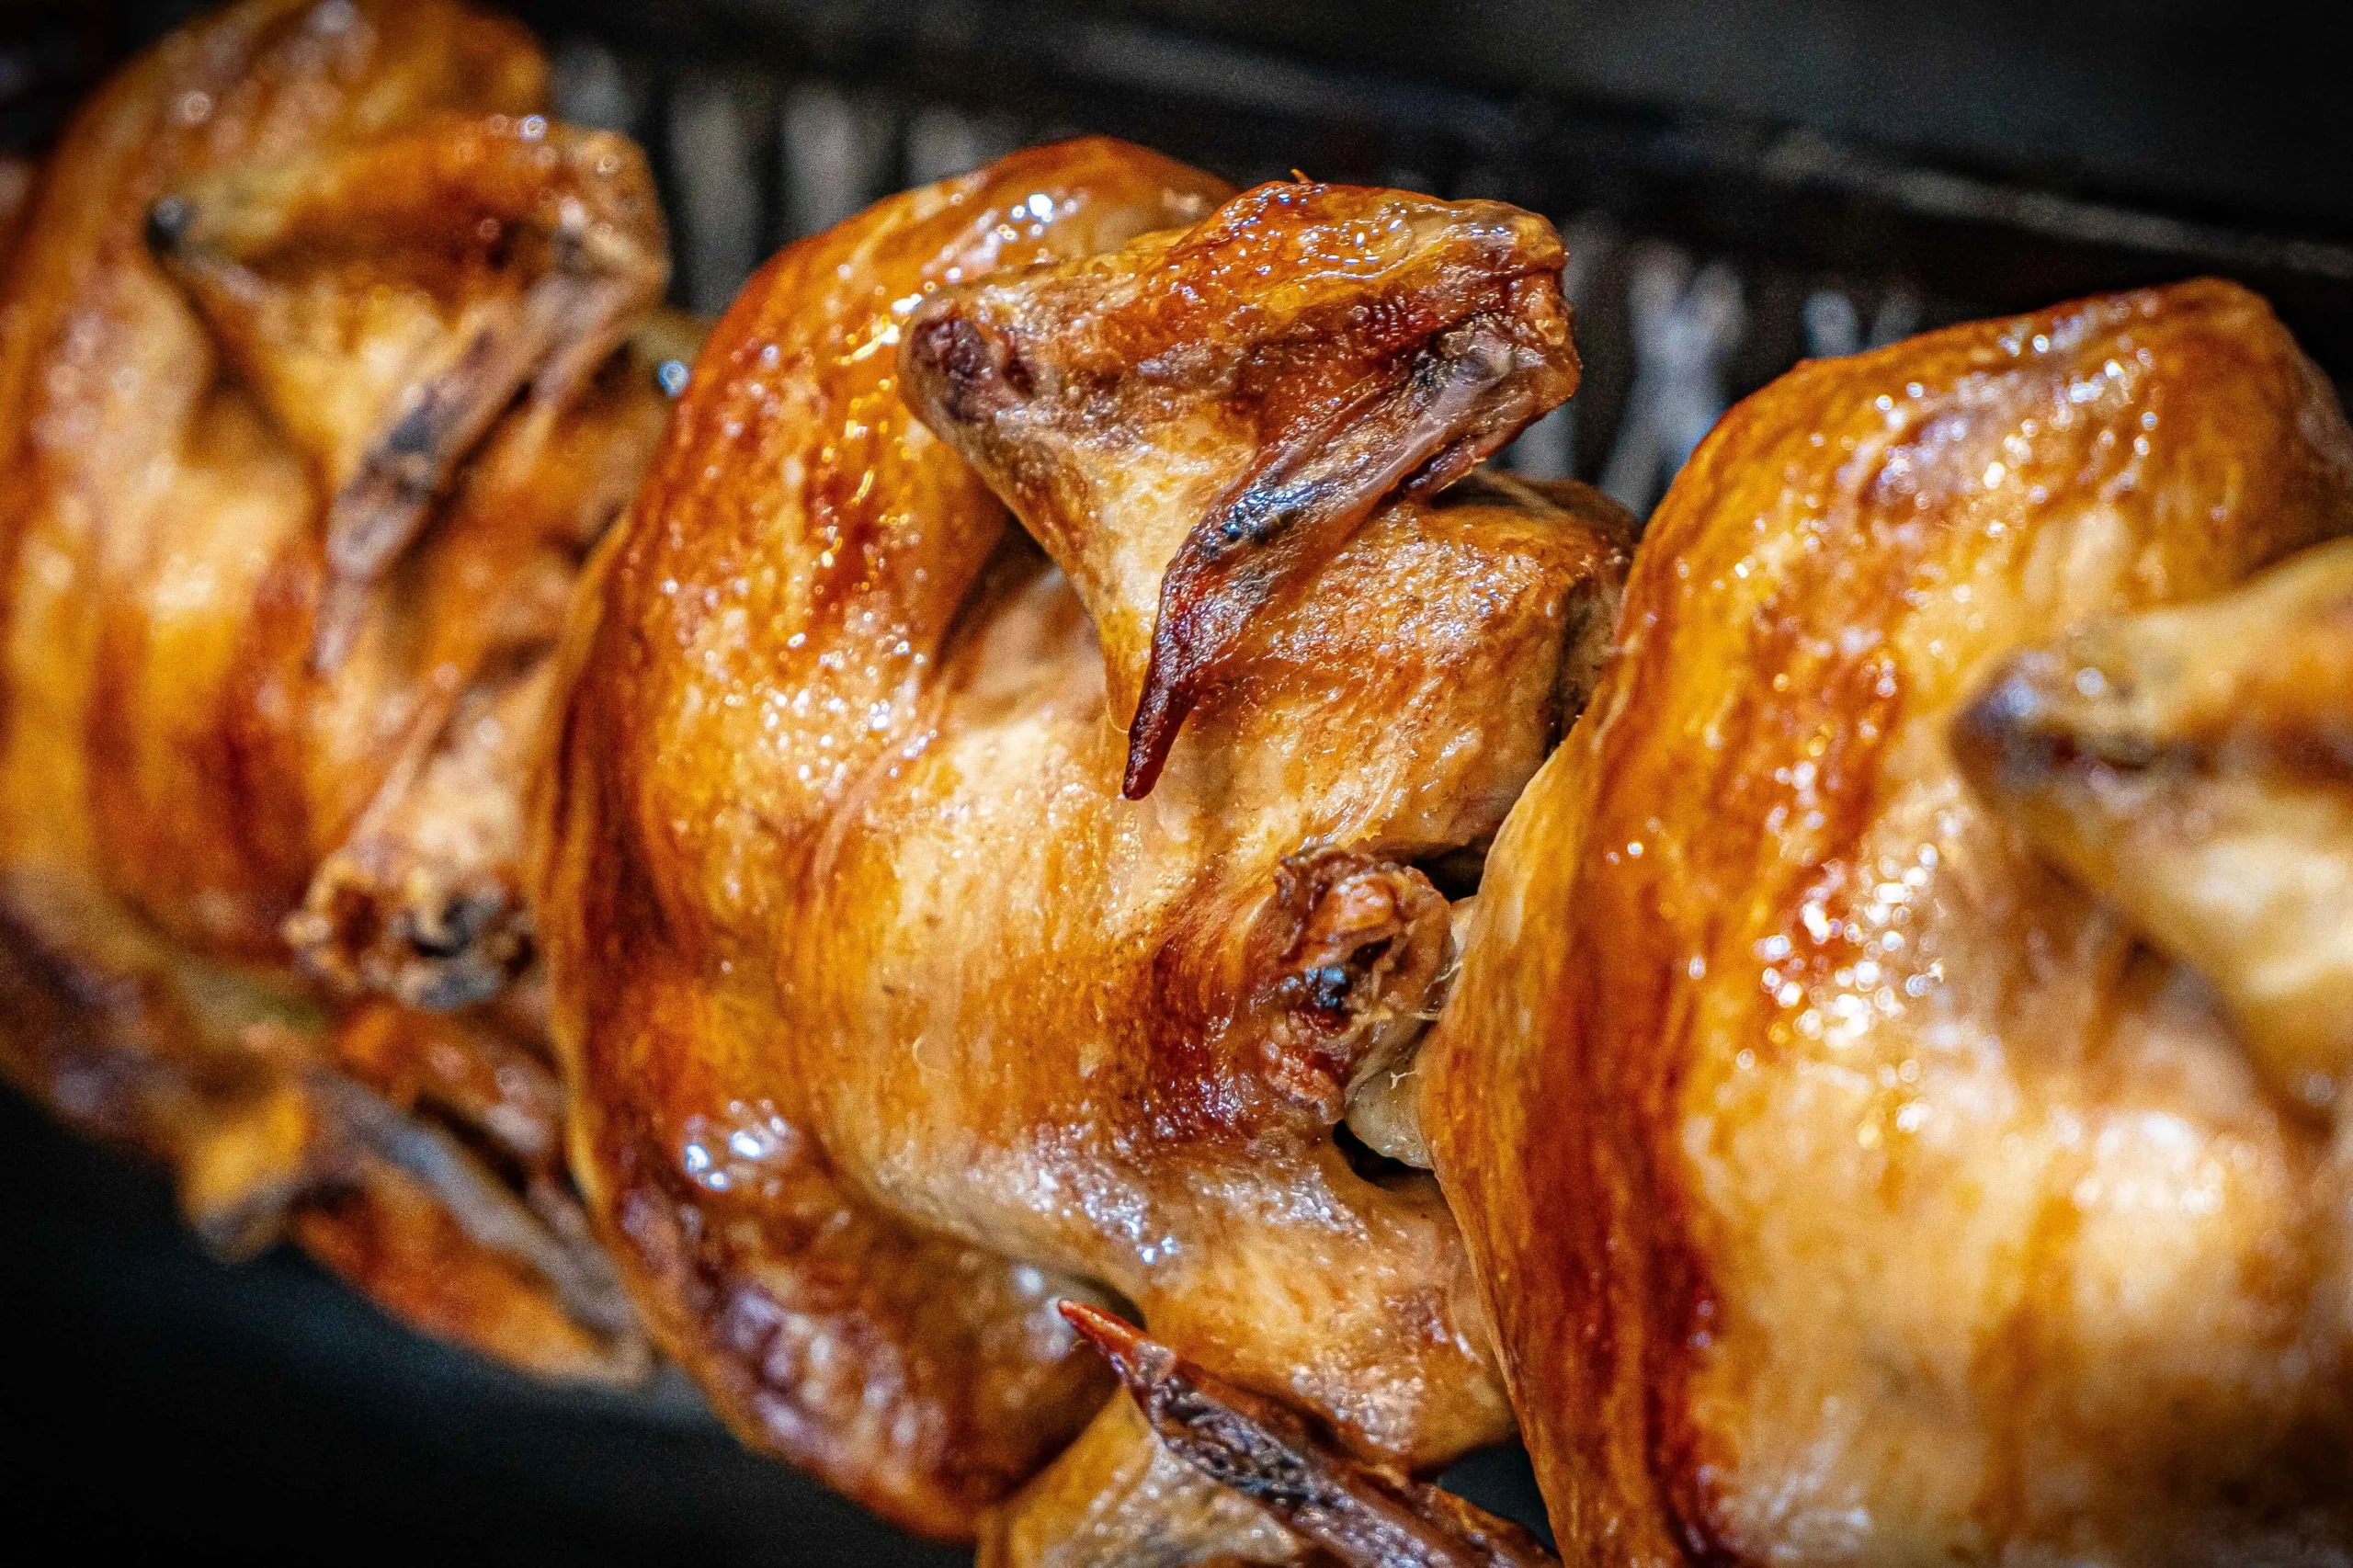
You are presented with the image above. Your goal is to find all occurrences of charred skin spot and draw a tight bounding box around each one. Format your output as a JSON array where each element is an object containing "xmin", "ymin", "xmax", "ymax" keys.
[
  {"xmin": 1061, "ymin": 1303, "xmax": 1557, "ymax": 1568},
  {"xmin": 144, "ymin": 193, "xmax": 193, "ymax": 256},
  {"xmin": 408, "ymin": 890, "xmax": 503, "ymax": 959},
  {"xmin": 1209, "ymin": 477, "xmax": 1329, "ymax": 555},
  {"xmin": 906, "ymin": 311, "xmax": 1033, "ymax": 426},
  {"xmin": 1122, "ymin": 647, "xmax": 1198, "ymax": 800},
  {"xmin": 320, "ymin": 322, "xmax": 505, "ymax": 630},
  {"xmin": 907, "ymin": 314, "xmax": 988, "ymax": 421},
  {"xmin": 1954, "ymin": 652, "xmax": 2166, "ymax": 801},
  {"xmin": 381, "ymin": 394, "xmax": 442, "ymax": 461},
  {"xmin": 1252, "ymin": 849, "xmax": 1448, "ymax": 1122},
  {"xmin": 1001, "ymin": 335, "xmax": 1037, "ymax": 398},
  {"xmin": 1290, "ymin": 961, "xmax": 1362, "ymax": 1017}
]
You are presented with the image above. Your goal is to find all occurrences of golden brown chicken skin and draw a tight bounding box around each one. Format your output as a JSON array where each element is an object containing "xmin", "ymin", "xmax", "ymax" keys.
[
  {"xmin": 1427, "ymin": 278, "xmax": 2353, "ymax": 1564},
  {"xmin": 900, "ymin": 176, "xmax": 1579, "ymax": 797},
  {"xmin": 0, "ymin": 0, "xmax": 670, "ymax": 1380},
  {"xmin": 535, "ymin": 139, "xmax": 1626, "ymax": 1537}
]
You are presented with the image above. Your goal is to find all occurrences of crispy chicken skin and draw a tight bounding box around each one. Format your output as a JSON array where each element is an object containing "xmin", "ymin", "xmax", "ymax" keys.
[
  {"xmin": 535, "ymin": 139, "xmax": 1626, "ymax": 1537},
  {"xmin": 0, "ymin": 0, "xmax": 669, "ymax": 1379},
  {"xmin": 1427, "ymin": 279, "xmax": 2353, "ymax": 1563},
  {"xmin": 900, "ymin": 179, "xmax": 1578, "ymax": 797}
]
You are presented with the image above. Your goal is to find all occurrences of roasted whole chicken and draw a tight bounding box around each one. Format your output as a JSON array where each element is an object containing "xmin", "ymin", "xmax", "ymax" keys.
[
  {"xmin": 14, "ymin": 6, "xmax": 2353, "ymax": 1563},
  {"xmin": 0, "ymin": 0, "xmax": 676, "ymax": 1380},
  {"xmin": 532, "ymin": 137, "xmax": 1628, "ymax": 1541},
  {"xmin": 1427, "ymin": 279, "xmax": 2353, "ymax": 1563}
]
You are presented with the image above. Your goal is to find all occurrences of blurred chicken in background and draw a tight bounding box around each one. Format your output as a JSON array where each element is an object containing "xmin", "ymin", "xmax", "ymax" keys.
[{"xmin": 0, "ymin": 0, "xmax": 684, "ymax": 1381}]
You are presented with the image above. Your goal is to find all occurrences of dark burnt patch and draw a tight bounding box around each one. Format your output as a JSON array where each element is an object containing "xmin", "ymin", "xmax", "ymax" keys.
[{"xmin": 1062, "ymin": 1301, "xmax": 1557, "ymax": 1567}]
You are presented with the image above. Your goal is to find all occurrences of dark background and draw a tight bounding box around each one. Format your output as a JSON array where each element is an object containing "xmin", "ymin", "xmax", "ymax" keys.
[
  {"xmin": 0, "ymin": 1086, "xmax": 1544, "ymax": 1559},
  {"xmin": 0, "ymin": 1086, "xmax": 969, "ymax": 1561},
  {"xmin": 28, "ymin": 0, "xmax": 2350, "ymax": 230},
  {"xmin": 3, "ymin": 0, "xmax": 2347, "ymax": 1559}
]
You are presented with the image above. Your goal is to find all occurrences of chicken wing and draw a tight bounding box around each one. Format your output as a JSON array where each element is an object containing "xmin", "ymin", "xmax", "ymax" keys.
[
  {"xmin": 1427, "ymin": 278, "xmax": 2353, "ymax": 1563},
  {"xmin": 534, "ymin": 141, "xmax": 1627, "ymax": 1535},
  {"xmin": 1959, "ymin": 536, "xmax": 2353, "ymax": 1118},
  {"xmin": 901, "ymin": 179, "xmax": 1577, "ymax": 796},
  {"xmin": 981, "ymin": 1302, "xmax": 1554, "ymax": 1568},
  {"xmin": 0, "ymin": 0, "xmax": 670, "ymax": 1380}
]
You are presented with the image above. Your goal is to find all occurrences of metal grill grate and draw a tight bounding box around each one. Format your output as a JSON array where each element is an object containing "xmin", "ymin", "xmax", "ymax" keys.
[
  {"xmin": 485, "ymin": 1, "xmax": 2353, "ymax": 517},
  {"xmin": 10, "ymin": 3, "xmax": 2351, "ymax": 513}
]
